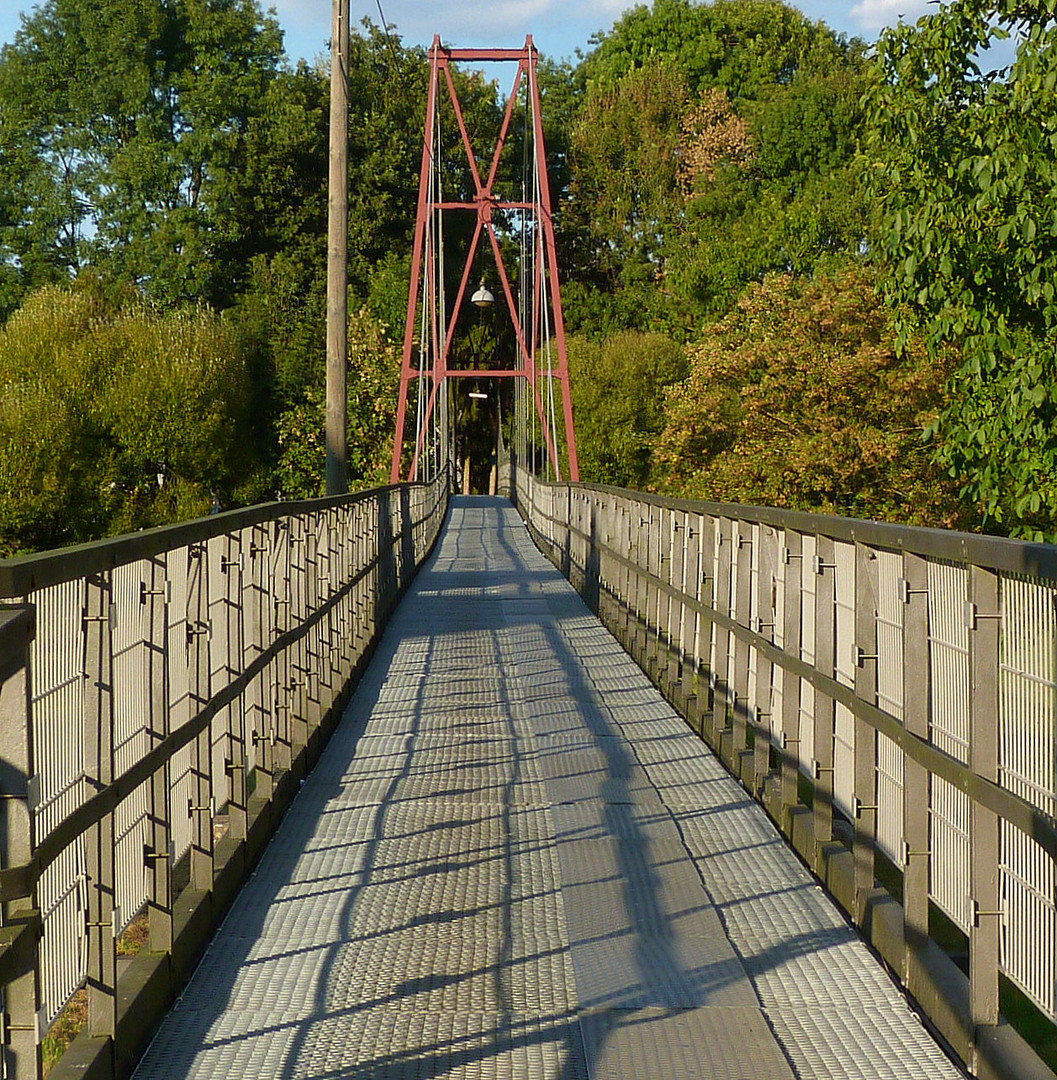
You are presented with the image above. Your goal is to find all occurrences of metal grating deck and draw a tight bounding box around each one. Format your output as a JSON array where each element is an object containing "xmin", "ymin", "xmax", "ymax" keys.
[{"xmin": 133, "ymin": 497, "xmax": 965, "ymax": 1079}]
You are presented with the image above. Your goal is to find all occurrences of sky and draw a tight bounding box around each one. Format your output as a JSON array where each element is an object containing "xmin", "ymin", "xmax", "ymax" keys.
[{"xmin": 0, "ymin": 1, "xmax": 938, "ymax": 68}]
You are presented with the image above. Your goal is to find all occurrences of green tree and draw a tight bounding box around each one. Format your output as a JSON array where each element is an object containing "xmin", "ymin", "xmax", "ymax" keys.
[
  {"xmin": 867, "ymin": 0, "xmax": 1057, "ymax": 537},
  {"xmin": 654, "ymin": 270, "xmax": 968, "ymax": 526},
  {"xmin": 0, "ymin": 283, "xmax": 265, "ymax": 554},
  {"xmin": 0, "ymin": 0, "xmax": 284, "ymax": 311},
  {"xmin": 569, "ymin": 330, "xmax": 687, "ymax": 487},
  {"xmin": 563, "ymin": 0, "xmax": 868, "ymax": 337},
  {"xmin": 275, "ymin": 308, "xmax": 401, "ymax": 498},
  {"xmin": 580, "ymin": 0, "xmax": 853, "ymax": 96}
]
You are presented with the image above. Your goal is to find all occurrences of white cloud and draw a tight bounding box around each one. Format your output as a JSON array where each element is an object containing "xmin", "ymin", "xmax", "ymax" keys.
[{"xmin": 849, "ymin": 0, "xmax": 935, "ymax": 33}]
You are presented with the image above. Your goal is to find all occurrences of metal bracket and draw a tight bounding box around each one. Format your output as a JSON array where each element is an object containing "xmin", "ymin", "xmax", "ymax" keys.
[
  {"xmin": 1, "ymin": 1010, "xmax": 44, "ymax": 1045},
  {"xmin": 782, "ymin": 548, "xmax": 803, "ymax": 564},
  {"xmin": 139, "ymin": 580, "xmax": 173, "ymax": 606},
  {"xmin": 188, "ymin": 797, "xmax": 216, "ymax": 817},
  {"xmin": 813, "ymin": 555, "xmax": 836, "ymax": 574},
  {"xmin": 185, "ymin": 620, "xmax": 212, "ymax": 645},
  {"xmin": 854, "ymin": 646, "xmax": 878, "ymax": 668},
  {"xmin": 853, "ymin": 797, "xmax": 877, "ymax": 819},
  {"xmin": 144, "ymin": 843, "xmax": 173, "ymax": 865},
  {"xmin": 751, "ymin": 617, "xmax": 774, "ymax": 634},
  {"xmin": 898, "ymin": 578, "xmax": 927, "ymax": 604},
  {"xmin": 964, "ymin": 603, "xmax": 1002, "ymax": 630},
  {"xmin": 972, "ymin": 899, "xmax": 1004, "ymax": 928},
  {"xmin": 812, "ymin": 760, "xmax": 834, "ymax": 780},
  {"xmin": 781, "ymin": 733, "xmax": 800, "ymax": 749},
  {"xmin": 86, "ymin": 909, "xmax": 121, "ymax": 935}
]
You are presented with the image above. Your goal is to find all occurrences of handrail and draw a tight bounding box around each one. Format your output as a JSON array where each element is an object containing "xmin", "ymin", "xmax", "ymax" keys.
[
  {"xmin": 0, "ymin": 472, "xmax": 450, "ymax": 1078},
  {"xmin": 510, "ymin": 464, "xmax": 1057, "ymax": 1080},
  {"xmin": 573, "ymin": 481, "xmax": 1057, "ymax": 580},
  {"xmin": 0, "ymin": 484, "xmax": 420, "ymax": 597}
]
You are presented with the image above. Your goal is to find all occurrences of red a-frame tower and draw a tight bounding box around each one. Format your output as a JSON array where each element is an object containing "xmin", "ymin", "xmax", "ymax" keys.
[{"xmin": 389, "ymin": 35, "xmax": 579, "ymax": 483}]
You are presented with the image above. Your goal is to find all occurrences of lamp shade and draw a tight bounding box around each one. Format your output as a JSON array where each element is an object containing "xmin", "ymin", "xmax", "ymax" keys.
[{"xmin": 471, "ymin": 282, "xmax": 494, "ymax": 307}]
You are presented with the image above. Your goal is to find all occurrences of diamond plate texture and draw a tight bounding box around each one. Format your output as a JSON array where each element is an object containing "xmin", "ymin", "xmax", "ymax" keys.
[{"xmin": 132, "ymin": 498, "xmax": 962, "ymax": 1080}]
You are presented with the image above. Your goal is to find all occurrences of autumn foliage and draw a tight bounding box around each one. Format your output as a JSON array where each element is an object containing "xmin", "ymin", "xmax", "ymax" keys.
[{"xmin": 654, "ymin": 271, "xmax": 970, "ymax": 527}]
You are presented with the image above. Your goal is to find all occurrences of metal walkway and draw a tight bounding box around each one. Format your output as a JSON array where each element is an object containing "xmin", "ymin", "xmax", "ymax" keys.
[{"xmin": 133, "ymin": 497, "xmax": 963, "ymax": 1080}]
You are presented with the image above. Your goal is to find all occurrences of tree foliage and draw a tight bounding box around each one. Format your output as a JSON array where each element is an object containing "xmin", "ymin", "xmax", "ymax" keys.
[
  {"xmin": 867, "ymin": 0, "xmax": 1057, "ymax": 537},
  {"xmin": 0, "ymin": 283, "xmax": 265, "ymax": 554},
  {"xmin": 563, "ymin": 0, "xmax": 869, "ymax": 338},
  {"xmin": 0, "ymin": 0, "xmax": 284, "ymax": 312},
  {"xmin": 569, "ymin": 330, "xmax": 687, "ymax": 488},
  {"xmin": 655, "ymin": 271, "xmax": 969, "ymax": 526}
]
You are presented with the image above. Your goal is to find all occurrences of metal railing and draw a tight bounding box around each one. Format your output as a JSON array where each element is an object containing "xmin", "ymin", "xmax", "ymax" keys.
[
  {"xmin": 511, "ymin": 466, "xmax": 1057, "ymax": 1080},
  {"xmin": 0, "ymin": 474, "xmax": 449, "ymax": 1079}
]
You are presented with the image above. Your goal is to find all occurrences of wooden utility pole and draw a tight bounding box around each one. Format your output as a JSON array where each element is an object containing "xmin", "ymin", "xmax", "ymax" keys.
[{"xmin": 325, "ymin": 0, "xmax": 350, "ymax": 495}]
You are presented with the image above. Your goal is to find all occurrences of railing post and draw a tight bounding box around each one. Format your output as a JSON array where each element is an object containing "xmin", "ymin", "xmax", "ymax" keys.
[
  {"xmin": 679, "ymin": 511, "xmax": 701, "ymax": 718},
  {"xmin": 619, "ymin": 502, "xmax": 634, "ymax": 652},
  {"xmin": 853, "ymin": 542, "xmax": 879, "ymax": 921},
  {"xmin": 271, "ymin": 521, "xmax": 293, "ymax": 776},
  {"xmin": 221, "ymin": 533, "xmax": 247, "ymax": 842},
  {"xmin": 186, "ymin": 546, "xmax": 214, "ymax": 894},
  {"xmin": 0, "ymin": 606, "xmax": 42, "ymax": 1080},
  {"xmin": 780, "ymin": 531, "xmax": 803, "ymax": 820},
  {"xmin": 247, "ymin": 524, "xmax": 273, "ymax": 803},
  {"xmin": 143, "ymin": 557, "xmax": 173, "ymax": 953},
  {"xmin": 969, "ymin": 564, "xmax": 1001, "ymax": 1048},
  {"xmin": 731, "ymin": 521, "xmax": 752, "ymax": 777},
  {"xmin": 753, "ymin": 525, "xmax": 777, "ymax": 793},
  {"xmin": 711, "ymin": 518, "xmax": 733, "ymax": 758},
  {"xmin": 84, "ymin": 571, "xmax": 117, "ymax": 1048},
  {"xmin": 813, "ymin": 535, "xmax": 837, "ymax": 868},
  {"xmin": 288, "ymin": 515, "xmax": 309, "ymax": 759},
  {"xmin": 902, "ymin": 551, "xmax": 931, "ymax": 990}
]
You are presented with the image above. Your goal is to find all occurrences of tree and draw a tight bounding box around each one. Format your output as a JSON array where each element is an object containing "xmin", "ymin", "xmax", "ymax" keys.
[
  {"xmin": 274, "ymin": 309, "xmax": 401, "ymax": 498},
  {"xmin": 569, "ymin": 330, "xmax": 687, "ymax": 487},
  {"xmin": 563, "ymin": 0, "xmax": 868, "ymax": 338},
  {"xmin": 654, "ymin": 270, "xmax": 969, "ymax": 527},
  {"xmin": 0, "ymin": 0, "xmax": 284, "ymax": 311},
  {"xmin": 0, "ymin": 283, "xmax": 266, "ymax": 554},
  {"xmin": 866, "ymin": 0, "xmax": 1057, "ymax": 537},
  {"xmin": 580, "ymin": 0, "xmax": 854, "ymax": 97}
]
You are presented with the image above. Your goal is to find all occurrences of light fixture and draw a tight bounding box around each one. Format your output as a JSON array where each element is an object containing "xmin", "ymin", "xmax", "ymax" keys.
[
  {"xmin": 468, "ymin": 391, "xmax": 488, "ymax": 400},
  {"xmin": 471, "ymin": 281, "xmax": 494, "ymax": 307}
]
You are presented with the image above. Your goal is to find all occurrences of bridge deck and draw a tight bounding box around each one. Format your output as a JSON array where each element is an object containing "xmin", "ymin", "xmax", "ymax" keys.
[{"xmin": 134, "ymin": 497, "xmax": 962, "ymax": 1080}]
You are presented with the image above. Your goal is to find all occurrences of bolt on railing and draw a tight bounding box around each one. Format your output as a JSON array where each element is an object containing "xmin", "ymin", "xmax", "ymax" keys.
[
  {"xmin": 0, "ymin": 473, "xmax": 449, "ymax": 1079},
  {"xmin": 510, "ymin": 464, "xmax": 1057, "ymax": 1080}
]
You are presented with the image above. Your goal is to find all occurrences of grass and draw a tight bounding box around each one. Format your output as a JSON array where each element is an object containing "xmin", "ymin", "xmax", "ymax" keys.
[{"xmin": 40, "ymin": 912, "xmax": 152, "ymax": 1074}]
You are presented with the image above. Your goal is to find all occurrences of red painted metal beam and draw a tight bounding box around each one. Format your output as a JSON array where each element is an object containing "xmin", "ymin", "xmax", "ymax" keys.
[{"xmin": 390, "ymin": 34, "xmax": 579, "ymax": 484}]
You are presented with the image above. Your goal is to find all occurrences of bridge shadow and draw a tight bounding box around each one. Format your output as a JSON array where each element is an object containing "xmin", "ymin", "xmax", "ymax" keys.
[{"xmin": 142, "ymin": 497, "xmax": 830, "ymax": 1078}]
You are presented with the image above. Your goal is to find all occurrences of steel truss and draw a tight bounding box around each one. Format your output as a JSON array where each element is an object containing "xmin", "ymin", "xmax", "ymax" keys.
[{"xmin": 389, "ymin": 35, "xmax": 579, "ymax": 484}]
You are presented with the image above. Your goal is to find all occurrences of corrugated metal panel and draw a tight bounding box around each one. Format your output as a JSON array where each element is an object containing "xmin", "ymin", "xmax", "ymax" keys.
[
  {"xmin": 29, "ymin": 580, "xmax": 88, "ymax": 1027},
  {"xmin": 167, "ymin": 549, "xmax": 195, "ymax": 861},
  {"xmin": 112, "ymin": 562, "xmax": 150, "ymax": 933},
  {"xmin": 930, "ymin": 774, "xmax": 972, "ymax": 933},
  {"xmin": 927, "ymin": 562, "xmax": 970, "ymax": 763},
  {"xmin": 833, "ymin": 543, "xmax": 856, "ymax": 820},
  {"xmin": 1000, "ymin": 819, "xmax": 1056, "ymax": 1018},
  {"xmin": 999, "ymin": 575, "xmax": 1056, "ymax": 816},
  {"xmin": 797, "ymin": 535, "xmax": 817, "ymax": 776}
]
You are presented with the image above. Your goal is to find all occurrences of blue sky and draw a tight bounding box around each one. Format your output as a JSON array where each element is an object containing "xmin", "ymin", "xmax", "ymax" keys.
[{"xmin": 0, "ymin": 1, "xmax": 936, "ymax": 67}]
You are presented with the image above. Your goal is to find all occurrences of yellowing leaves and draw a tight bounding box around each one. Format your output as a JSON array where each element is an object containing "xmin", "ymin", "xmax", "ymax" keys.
[{"xmin": 655, "ymin": 270, "xmax": 969, "ymax": 527}]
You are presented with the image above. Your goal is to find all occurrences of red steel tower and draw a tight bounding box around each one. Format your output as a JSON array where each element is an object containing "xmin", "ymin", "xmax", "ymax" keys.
[{"xmin": 389, "ymin": 35, "xmax": 579, "ymax": 484}]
